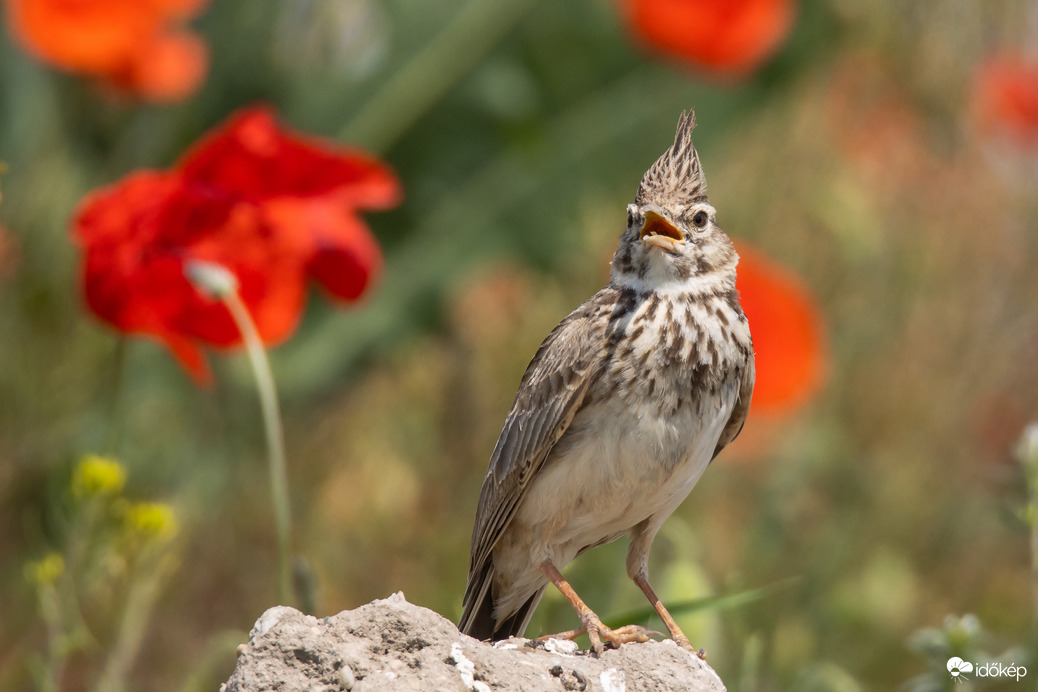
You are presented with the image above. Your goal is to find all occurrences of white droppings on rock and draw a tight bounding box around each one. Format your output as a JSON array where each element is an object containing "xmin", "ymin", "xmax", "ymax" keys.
[
  {"xmin": 452, "ymin": 642, "xmax": 492, "ymax": 692},
  {"xmin": 600, "ymin": 667, "xmax": 627, "ymax": 692},
  {"xmin": 541, "ymin": 638, "xmax": 579, "ymax": 655}
]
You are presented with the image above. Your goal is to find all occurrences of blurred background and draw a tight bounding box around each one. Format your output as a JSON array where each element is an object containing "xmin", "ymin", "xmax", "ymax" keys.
[{"xmin": 2, "ymin": 0, "xmax": 1038, "ymax": 690}]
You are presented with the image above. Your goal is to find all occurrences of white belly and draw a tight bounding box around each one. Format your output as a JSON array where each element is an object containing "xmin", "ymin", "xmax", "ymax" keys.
[
  {"xmin": 527, "ymin": 390, "xmax": 733, "ymax": 560},
  {"xmin": 491, "ymin": 381, "xmax": 737, "ymax": 615}
]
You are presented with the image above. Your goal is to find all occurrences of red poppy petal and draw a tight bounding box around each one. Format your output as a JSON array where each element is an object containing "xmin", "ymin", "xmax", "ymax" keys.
[
  {"xmin": 119, "ymin": 30, "xmax": 208, "ymax": 102},
  {"xmin": 974, "ymin": 57, "xmax": 1038, "ymax": 147},
  {"xmin": 5, "ymin": 0, "xmax": 152, "ymax": 73},
  {"xmin": 147, "ymin": 0, "xmax": 209, "ymax": 19},
  {"xmin": 170, "ymin": 202, "xmax": 306, "ymax": 347},
  {"xmin": 175, "ymin": 257, "xmax": 306, "ymax": 349},
  {"xmin": 81, "ymin": 239, "xmax": 213, "ymax": 386},
  {"xmin": 75, "ymin": 171, "xmax": 183, "ymax": 336},
  {"xmin": 261, "ymin": 196, "xmax": 382, "ymax": 302},
  {"xmin": 178, "ymin": 106, "xmax": 403, "ymax": 208},
  {"xmin": 622, "ymin": 0, "xmax": 795, "ymax": 75},
  {"xmin": 80, "ymin": 250, "xmax": 154, "ymax": 334},
  {"xmin": 235, "ymin": 265, "xmax": 307, "ymax": 345},
  {"xmin": 74, "ymin": 171, "xmax": 229, "ymax": 379},
  {"xmin": 73, "ymin": 170, "xmax": 174, "ymax": 246},
  {"xmin": 161, "ymin": 331, "xmax": 213, "ymax": 385},
  {"xmin": 734, "ymin": 242, "xmax": 826, "ymax": 414},
  {"xmin": 308, "ymin": 243, "xmax": 380, "ymax": 302}
]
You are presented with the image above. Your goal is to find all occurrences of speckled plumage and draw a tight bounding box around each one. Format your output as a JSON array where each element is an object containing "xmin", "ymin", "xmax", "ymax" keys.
[{"xmin": 460, "ymin": 111, "xmax": 755, "ymax": 651}]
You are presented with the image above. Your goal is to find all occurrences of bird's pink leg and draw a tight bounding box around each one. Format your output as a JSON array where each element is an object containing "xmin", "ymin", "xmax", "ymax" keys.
[
  {"xmin": 537, "ymin": 560, "xmax": 652, "ymax": 654},
  {"xmin": 632, "ymin": 573, "xmax": 706, "ymax": 659}
]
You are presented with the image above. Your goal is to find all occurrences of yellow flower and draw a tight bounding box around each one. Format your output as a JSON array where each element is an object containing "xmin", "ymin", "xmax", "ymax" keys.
[
  {"xmin": 24, "ymin": 552, "xmax": 64, "ymax": 586},
  {"xmin": 72, "ymin": 454, "xmax": 126, "ymax": 497},
  {"xmin": 126, "ymin": 502, "xmax": 179, "ymax": 543}
]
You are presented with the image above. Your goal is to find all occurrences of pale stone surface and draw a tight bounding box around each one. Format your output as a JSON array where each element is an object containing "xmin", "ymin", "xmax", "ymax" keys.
[{"xmin": 223, "ymin": 592, "xmax": 726, "ymax": 692}]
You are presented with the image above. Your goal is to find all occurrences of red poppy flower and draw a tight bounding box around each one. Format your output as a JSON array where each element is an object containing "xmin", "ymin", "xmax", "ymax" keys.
[
  {"xmin": 621, "ymin": 0, "xmax": 795, "ymax": 76},
  {"xmin": 179, "ymin": 107, "xmax": 400, "ymax": 300},
  {"xmin": 72, "ymin": 107, "xmax": 402, "ymax": 383},
  {"xmin": 3, "ymin": 0, "xmax": 209, "ymax": 102},
  {"xmin": 109, "ymin": 29, "xmax": 208, "ymax": 103},
  {"xmin": 974, "ymin": 56, "xmax": 1038, "ymax": 148},
  {"xmin": 735, "ymin": 242, "xmax": 826, "ymax": 414}
]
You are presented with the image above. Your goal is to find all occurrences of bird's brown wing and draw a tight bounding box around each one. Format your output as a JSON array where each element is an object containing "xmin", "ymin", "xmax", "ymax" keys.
[
  {"xmin": 470, "ymin": 304, "xmax": 603, "ymax": 570},
  {"xmin": 711, "ymin": 353, "xmax": 755, "ymax": 460},
  {"xmin": 460, "ymin": 293, "xmax": 609, "ymax": 636}
]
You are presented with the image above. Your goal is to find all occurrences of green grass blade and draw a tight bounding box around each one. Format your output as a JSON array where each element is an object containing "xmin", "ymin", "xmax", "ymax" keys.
[{"xmin": 604, "ymin": 576, "xmax": 802, "ymax": 629}]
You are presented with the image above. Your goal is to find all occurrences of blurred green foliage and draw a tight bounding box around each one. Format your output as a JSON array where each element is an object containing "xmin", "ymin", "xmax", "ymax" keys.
[
  {"xmin": 2, "ymin": 0, "xmax": 1038, "ymax": 690},
  {"xmin": 17, "ymin": 456, "xmax": 181, "ymax": 692}
]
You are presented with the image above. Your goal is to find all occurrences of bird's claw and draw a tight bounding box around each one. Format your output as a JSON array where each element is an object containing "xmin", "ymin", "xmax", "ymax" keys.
[
  {"xmin": 538, "ymin": 620, "xmax": 656, "ymax": 654},
  {"xmin": 577, "ymin": 614, "xmax": 647, "ymax": 651},
  {"xmin": 583, "ymin": 618, "xmax": 654, "ymax": 654},
  {"xmin": 671, "ymin": 633, "xmax": 707, "ymax": 659}
]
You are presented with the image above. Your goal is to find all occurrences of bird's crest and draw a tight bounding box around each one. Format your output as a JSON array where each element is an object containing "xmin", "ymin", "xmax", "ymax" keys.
[{"xmin": 635, "ymin": 110, "xmax": 707, "ymax": 209}]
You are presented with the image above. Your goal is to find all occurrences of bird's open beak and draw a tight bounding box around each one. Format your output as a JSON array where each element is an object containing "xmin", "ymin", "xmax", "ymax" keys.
[{"xmin": 639, "ymin": 210, "xmax": 684, "ymax": 249}]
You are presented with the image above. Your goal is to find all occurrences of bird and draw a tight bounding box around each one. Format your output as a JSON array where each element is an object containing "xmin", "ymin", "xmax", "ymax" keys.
[{"xmin": 459, "ymin": 110, "xmax": 754, "ymax": 656}]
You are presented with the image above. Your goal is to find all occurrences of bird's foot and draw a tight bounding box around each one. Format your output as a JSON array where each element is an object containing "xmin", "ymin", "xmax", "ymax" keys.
[
  {"xmin": 539, "ymin": 619, "xmax": 658, "ymax": 655},
  {"xmin": 672, "ymin": 633, "xmax": 707, "ymax": 659},
  {"xmin": 586, "ymin": 620, "xmax": 656, "ymax": 654},
  {"xmin": 535, "ymin": 560, "xmax": 659, "ymax": 654}
]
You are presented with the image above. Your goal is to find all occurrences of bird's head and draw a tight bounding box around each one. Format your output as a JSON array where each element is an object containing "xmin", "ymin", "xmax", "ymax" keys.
[{"xmin": 611, "ymin": 111, "xmax": 737, "ymax": 293}]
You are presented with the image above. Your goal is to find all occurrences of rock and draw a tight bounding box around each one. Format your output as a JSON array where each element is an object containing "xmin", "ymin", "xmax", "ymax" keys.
[{"xmin": 223, "ymin": 592, "xmax": 726, "ymax": 691}]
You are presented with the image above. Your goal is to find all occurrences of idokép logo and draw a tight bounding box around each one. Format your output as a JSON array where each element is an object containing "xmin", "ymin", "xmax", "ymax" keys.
[{"xmin": 947, "ymin": 657, "xmax": 1027, "ymax": 683}]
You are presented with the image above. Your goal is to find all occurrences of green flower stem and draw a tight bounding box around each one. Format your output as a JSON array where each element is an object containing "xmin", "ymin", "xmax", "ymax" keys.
[
  {"xmin": 37, "ymin": 582, "xmax": 64, "ymax": 692},
  {"xmin": 104, "ymin": 337, "xmax": 127, "ymax": 455},
  {"xmin": 222, "ymin": 290, "xmax": 293, "ymax": 606},
  {"xmin": 1029, "ymin": 454, "xmax": 1038, "ymax": 628},
  {"xmin": 1032, "ymin": 484, "xmax": 1038, "ymax": 628},
  {"xmin": 95, "ymin": 555, "xmax": 171, "ymax": 692},
  {"xmin": 1019, "ymin": 423, "xmax": 1038, "ymax": 645},
  {"xmin": 339, "ymin": 0, "xmax": 539, "ymax": 153}
]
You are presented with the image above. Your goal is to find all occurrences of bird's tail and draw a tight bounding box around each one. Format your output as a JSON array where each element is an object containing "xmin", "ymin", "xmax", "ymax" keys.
[
  {"xmin": 459, "ymin": 561, "xmax": 497, "ymax": 640},
  {"xmin": 459, "ymin": 563, "xmax": 545, "ymax": 641}
]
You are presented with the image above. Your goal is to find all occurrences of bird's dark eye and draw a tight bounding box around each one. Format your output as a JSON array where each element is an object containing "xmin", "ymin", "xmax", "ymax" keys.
[
  {"xmin": 691, "ymin": 211, "xmax": 708, "ymax": 229},
  {"xmin": 627, "ymin": 207, "xmax": 635, "ymax": 227}
]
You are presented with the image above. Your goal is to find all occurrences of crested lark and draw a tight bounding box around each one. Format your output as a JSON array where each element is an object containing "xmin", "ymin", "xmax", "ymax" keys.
[{"xmin": 459, "ymin": 111, "xmax": 754, "ymax": 656}]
